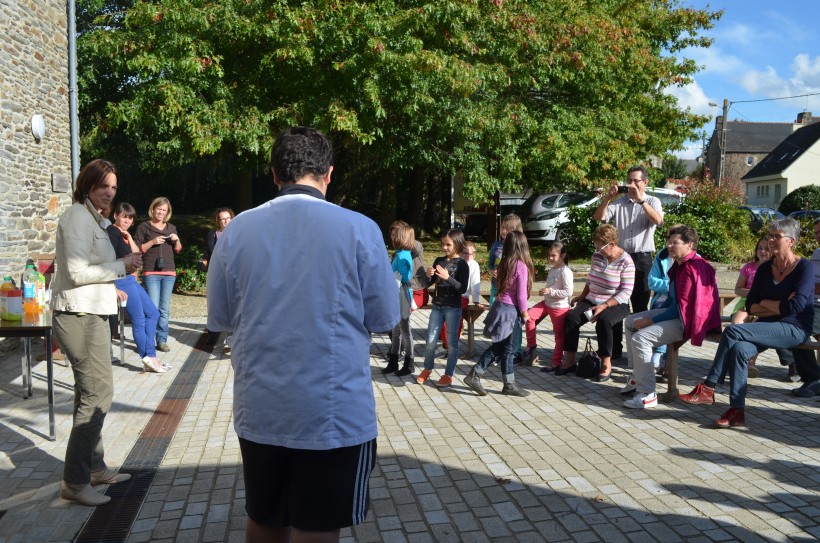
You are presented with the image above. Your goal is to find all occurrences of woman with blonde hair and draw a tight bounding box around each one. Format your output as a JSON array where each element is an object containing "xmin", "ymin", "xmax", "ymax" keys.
[{"xmin": 134, "ymin": 197, "xmax": 182, "ymax": 352}]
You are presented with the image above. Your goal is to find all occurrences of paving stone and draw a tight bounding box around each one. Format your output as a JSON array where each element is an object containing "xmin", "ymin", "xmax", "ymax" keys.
[{"xmin": 2, "ymin": 313, "xmax": 820, "ymax": 542}]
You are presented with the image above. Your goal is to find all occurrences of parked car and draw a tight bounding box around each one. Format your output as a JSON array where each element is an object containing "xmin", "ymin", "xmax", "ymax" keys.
[
  {"xmin": 788, "ymin": 210, "xmax": 820, "ymax": 222},
  {"xmin": 738, "ymin": 206, "xmax": 786, "ymax": 233},
  {"xmin": 644, "ymin": 186, "xmax": 684, "ymax": 207},
  {"xmin": 461, "ymin": 193, "xmax": 530, "ymax": 239},
  {"xmin": 521, "ymin": 192, "xmax": 600, "ymax": 244},
  {"xmin": 521, "ymin": 187, "xmax": 684, "ymax": 244}
]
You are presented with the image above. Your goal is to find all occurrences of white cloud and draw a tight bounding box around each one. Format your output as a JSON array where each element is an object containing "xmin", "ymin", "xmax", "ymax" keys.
[
  {"xmin": 719, "ymin": 23, "xmax": 755, "ymax": 47},
  {"xmin": 665, "ymin": 80, "xmax": 718, "ymax": 116},
  {"xmin": 683, "ymin": 45, "xmax": 745, "ymax": 76},
  {"xmin": 791, "ymin": 54, "xmax": 820, "ymax": 88},
  {"xmin": 672, "ymin": 140, "xmax": 705, "ymax": 160},
  {"xmin": 739, "ymin": 54, "xmax": 820, "ymax": 111}
]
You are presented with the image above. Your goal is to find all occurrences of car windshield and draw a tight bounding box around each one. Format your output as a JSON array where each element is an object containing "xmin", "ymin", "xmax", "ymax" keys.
[{"xmin": 560, "ymin": 192, "xmax": 596, "ymax": 207}]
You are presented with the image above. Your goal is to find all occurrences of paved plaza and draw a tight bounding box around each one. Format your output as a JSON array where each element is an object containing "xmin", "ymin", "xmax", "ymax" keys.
[{"xmin": 1, "ymin": 304, "xmax": 819, "ymax": 542}]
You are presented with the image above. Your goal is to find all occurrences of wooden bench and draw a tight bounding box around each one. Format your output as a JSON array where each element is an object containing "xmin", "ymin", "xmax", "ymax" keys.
[{"xmin": 660, "ymin": 318, "xmax": 820, "ymax": 403}]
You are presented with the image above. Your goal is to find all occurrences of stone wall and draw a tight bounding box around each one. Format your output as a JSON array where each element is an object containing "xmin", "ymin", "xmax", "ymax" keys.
[{"xmin": 1, "ymin": 0, "xmax": 72, "ymax": 346}]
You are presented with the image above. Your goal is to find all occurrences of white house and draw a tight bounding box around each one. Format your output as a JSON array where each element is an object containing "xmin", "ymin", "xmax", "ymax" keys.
[{"xmin": 741, "ymin": 121, "xmax": 820, "ymax": 209}]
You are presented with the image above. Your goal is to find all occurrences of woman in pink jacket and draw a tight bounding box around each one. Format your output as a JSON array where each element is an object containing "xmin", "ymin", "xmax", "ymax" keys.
[{"xmin": 621, "ymin": 224, "xmax": 721, "ymax": 409}]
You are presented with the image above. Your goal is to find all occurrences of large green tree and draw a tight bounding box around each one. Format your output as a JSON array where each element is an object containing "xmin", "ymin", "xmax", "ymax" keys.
[{"xmin": 78, "ymin": 0, "xmax": 719, "ymax": 218}]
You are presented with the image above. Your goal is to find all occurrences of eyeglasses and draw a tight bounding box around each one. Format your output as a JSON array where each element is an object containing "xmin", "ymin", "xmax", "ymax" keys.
[
  {"xmin": 594, "ymin": 242, "xmax": 613, "ymax": 251},
  {"xmin": 766, "ymin": 233, "xmax": 791, "ymax": 241},
  {"xmin": 666, "ymin": 240, "xmax": 688, "ymax": 247}
]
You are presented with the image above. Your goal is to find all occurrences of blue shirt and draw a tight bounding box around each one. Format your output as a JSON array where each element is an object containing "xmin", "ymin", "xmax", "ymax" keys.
[{"xmin": 207, "ymin": 186, "xmax": 399, "ymax": 450}]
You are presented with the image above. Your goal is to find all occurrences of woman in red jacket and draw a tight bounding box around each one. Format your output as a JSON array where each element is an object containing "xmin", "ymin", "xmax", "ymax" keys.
[{"xmin": 621, "ymin": 224, "xmax": 721, "ymax": 409}]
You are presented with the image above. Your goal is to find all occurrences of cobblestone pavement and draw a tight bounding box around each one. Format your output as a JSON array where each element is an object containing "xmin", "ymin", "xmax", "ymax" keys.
[{"xmin": 1, "ymin": 305, "xmax": 819, "ymax": 542}]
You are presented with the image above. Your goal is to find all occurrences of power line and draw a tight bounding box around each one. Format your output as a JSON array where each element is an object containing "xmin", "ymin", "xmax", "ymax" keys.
[{"xmin": 731, "ymin": 91, "xmax": 820, "ymax": 105}]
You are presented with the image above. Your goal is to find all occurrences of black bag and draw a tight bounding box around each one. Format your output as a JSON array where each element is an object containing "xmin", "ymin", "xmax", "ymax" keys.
[
  {"xmin": 155, "ymin": 256, "xmax": 166, "ymax": 271},
  {"xmin": 575, "ymin": 338, "xmax": 602, "ymax": 378}
]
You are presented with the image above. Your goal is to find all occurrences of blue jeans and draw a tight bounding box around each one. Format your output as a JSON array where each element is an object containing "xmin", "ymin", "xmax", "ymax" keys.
[
  {"xmin": 423, "ymin": 303, "xmax": 462, "ymax": 376},
  {"xmin": 116, "ymin": 275, "xmax": 159, "ymax": 358},
  {"xmin": 143, "ymin": 274, "xmax": 176, "ymax": 344},
  {"xmin": 706, "ymin": 322, "xmax": 808, "ymax": 408},
  {"xmin": 475, "ymin": 319, "xmax": 520, "ymax": 382}
]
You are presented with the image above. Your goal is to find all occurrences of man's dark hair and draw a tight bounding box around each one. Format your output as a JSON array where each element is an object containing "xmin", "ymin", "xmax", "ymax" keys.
[
  {"xmin": 627, "ymin": 165, "xmax": 648, "ymax": 182},
  {"xmin": 270, "ymin": 126, "xmax": 333, "ymax": 184}
]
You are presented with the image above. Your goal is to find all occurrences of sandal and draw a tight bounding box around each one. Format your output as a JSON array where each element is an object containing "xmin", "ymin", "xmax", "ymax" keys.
[{"xmin": 142, "ymin": 356, "xmax": 171, "ymax": 373}]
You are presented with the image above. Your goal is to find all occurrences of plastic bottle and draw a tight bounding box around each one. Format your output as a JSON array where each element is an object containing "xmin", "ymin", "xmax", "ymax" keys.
[
  {"xmin": 35, "ymin": 269, "xmax": 46, "ymax": 308},
  {"xmin": 22, "ymin": 264, "xmax": 40, "ymax": 314},
  {"xmin": 1, "ymin": 276, "xmax": 23, "ymax": 321}
]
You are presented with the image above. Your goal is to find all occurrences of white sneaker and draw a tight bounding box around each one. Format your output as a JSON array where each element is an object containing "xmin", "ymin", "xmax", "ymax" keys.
[
  {"xmin": 623, "ymin": 392, "xmax": 658, "ymax": 409},
  {"xmin": 619, "ymin": 376, "xmax": 637, "ymax": 395}
]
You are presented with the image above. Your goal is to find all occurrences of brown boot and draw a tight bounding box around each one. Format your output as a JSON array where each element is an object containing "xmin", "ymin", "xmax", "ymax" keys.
[
  {"xmin": 678, "ymin": 383, "xmax": 715, "ymax": 405},
  {"xmin": 715, "ymin": 407, "xmax": 745, "ymax": 428}
]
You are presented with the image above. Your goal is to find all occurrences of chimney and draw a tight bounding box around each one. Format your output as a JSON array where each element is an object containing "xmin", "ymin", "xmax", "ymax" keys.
[{"xmin": 796, "ymin": 111, "xmax": 813, "ymax": 124}]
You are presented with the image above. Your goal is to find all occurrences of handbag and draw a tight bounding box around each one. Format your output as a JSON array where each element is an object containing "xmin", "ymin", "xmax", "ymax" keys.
[{"xmin": 575, "ymin": 338, "xmax": 602, "ymax": 379}]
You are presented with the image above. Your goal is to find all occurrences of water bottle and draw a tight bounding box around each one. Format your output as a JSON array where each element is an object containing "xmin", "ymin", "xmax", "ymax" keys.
[
  {"xmin": 22, "ymin": 264, "xmax": 40, "ymax": 314},
  {"xmin": 1, "ymin": 276, "xmax": 22, "ymax": 321}
]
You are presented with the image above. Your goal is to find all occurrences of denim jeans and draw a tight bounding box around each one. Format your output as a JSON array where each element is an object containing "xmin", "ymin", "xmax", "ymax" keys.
[
  {"xmin": 423, "ymin": 303, "xmax": 462, "ymax": 376},
  {"xmin": 475, "ymin": 319, "xmax": 520, "ymax": 382},
  {"xmin": 116, "ymin": 275, "xmax": 159, "ymax": 358},
  {"xmin": 706, "ymin": 322, "xmax": 809, "ymax": 408},
  {"xmin": 143, "ymin": 274, "xmax": 176, "ymax": 344}
]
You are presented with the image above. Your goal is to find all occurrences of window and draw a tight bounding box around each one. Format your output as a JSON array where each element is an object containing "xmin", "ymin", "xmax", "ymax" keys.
[
  {"xmin": 746, "ymin": 156, "xmax": 754, "ymax": 166},
  {"xmin": 755, "ymin": 185, "xmax": 770, "ymax": 197}
]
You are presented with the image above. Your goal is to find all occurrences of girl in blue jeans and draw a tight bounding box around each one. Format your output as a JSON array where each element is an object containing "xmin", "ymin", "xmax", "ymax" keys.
[
  {"xmin": 416, "ymin": 229, "xmax": 469, "ymax": 388},
  {"xmin": 108, "ymin": 203, "xmax": 168, "ymax": 373},
  {"xmin": 464, "ymin": 231, "xmax": 533, "ymax": 397}
]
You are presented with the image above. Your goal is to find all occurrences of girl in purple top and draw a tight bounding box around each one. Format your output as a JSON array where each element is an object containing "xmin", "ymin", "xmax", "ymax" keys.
[{"xmin": 464, "ymin": 232, "xmax": 533, "ymax": 397}]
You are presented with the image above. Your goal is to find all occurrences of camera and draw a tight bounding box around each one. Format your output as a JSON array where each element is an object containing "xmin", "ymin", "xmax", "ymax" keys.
[{"xmin": 617, "ymin": 186, "xmax": 629, "ymax": 193}]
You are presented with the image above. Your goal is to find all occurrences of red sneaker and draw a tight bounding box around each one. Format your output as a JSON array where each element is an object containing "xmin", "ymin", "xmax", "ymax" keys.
[
  {"xmin": 715, "ymin": 408, "xmax": 745, "ymax": 428},
  {"xmin": 416, "ymin": 369, "xmax": 432, "ymax": 385},
  {"xmin": 678, "ymin": 383, "xmax": 715, "ymax": 405},
  {"xmin": 435, "ymin": 374, "xmax": 453, "ymax": 388}
]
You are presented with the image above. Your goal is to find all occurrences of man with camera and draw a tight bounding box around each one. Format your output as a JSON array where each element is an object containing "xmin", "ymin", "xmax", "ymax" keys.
[{"xmin": 593, "ymin": 166, "xmax": 664, "ymax": 357}]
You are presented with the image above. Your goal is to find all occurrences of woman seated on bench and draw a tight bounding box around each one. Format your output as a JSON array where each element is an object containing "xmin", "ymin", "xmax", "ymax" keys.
[
  {"xmin": 679, "ymin": 218, "xmax": 815, "ymax": 427},
  {"xmin": 556, "ymin": 224, "xmax": 634, "ymax": 382},
  {"xmin": 620, "ymin": 225, "xmax": 721, "ymax": 409}
]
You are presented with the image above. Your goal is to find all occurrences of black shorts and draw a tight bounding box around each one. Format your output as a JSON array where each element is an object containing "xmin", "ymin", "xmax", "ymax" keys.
[{"xmin": 239, "ymin": 438, "xmax": 377, "ymax": 531}]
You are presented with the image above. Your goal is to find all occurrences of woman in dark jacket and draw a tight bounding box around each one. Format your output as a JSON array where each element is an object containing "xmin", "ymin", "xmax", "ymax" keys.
[{"xmin": 134, "ymin": 197, "xmax": 182, "ymax": 353}]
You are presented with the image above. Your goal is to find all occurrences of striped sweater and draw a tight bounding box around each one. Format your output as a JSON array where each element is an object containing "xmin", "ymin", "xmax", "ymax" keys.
[{"xmin": 586, "ymin": 251, "xmax": 635, "ymax": 305}]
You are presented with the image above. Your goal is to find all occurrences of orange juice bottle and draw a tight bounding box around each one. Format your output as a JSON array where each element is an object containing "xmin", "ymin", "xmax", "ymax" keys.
[{"xmin": 1, "ymin": 276, "xmax": 23, "ymax": 321}]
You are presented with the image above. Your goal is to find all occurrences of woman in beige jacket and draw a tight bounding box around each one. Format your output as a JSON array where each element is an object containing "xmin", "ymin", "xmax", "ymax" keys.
[{"xmin": 51, "ymin": 159, "xmax": 142, "ymax": 506}]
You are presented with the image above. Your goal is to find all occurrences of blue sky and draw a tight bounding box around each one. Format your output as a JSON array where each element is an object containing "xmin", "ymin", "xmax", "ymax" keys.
[{"xmin": 668, "ymin": 0, "xmax": 820, "ymax": 158}]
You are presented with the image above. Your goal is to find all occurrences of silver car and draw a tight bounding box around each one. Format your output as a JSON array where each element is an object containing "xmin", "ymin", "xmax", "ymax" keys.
[{"xmin": 521, "ymin": 192, "xmax": 600, "ymax": 243}]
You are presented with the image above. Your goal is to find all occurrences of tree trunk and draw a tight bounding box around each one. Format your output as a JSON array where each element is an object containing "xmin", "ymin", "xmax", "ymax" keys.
[{"xmin": 235, "ymin": 166, "xmax": 253, "ymax": 213}]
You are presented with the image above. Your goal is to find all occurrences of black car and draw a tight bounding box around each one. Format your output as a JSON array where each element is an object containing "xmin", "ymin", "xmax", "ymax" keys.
[
  {"xmin": 788, "ymin": 210, "xmax": 820, "ymax": 222},
  {"xmin": 737, "ymin": 206, "xmax": 785, "ymax": 233}
]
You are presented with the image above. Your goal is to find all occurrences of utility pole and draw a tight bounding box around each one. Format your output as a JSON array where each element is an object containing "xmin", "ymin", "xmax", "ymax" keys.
[{"xmin": 716, "ymin": 98, "xmax": 729, "ymax": 187}]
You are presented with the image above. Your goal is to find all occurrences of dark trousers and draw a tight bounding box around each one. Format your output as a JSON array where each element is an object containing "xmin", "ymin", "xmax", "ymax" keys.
[{"xmin": 564, "ymin": 300, "xmax": 630, "ymax": 357}]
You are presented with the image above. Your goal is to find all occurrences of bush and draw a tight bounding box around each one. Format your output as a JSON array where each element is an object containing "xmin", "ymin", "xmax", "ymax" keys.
[
  {"xmin": 778, "ymin": 185, "xmax": 820, "ymax": 215},
  {"xmin": 659, "ymin": 177, "xmax": 754, "ymax": 263},
  {"xmin": 174, "ymin": 245, "xmax": 207, "ymax": 293},
  {"xmin": 563, "ymin": 178, "xmax": 756, "ymax": 263},
  {"xmin": 563, "ymin": 204, "xmax": 599, "ymax": 259}
]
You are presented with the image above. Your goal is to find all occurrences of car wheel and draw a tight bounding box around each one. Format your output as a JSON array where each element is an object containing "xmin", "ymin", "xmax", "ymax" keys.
[{"xmin": 556, "ymin": 228, "xmax": 569, "ymax": 245}]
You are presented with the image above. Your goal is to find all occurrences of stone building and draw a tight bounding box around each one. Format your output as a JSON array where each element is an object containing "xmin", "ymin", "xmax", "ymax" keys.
[
  {"xmin": 0, "ymin": 0, "xmax": 72, "ymax": 283},
  {"xmin": 704, "ymin": 112, "xmax": 817, "ymax": 190}
]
